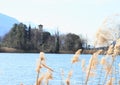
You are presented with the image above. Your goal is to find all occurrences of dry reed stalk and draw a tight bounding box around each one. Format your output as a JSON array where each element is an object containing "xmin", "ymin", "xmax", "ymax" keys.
[
  {"xmin": 101, "ymin": 56, "xmax": 114, "ymax": 84},
  {"xmin": 36, "ymin": 60, "xmax": 43, "ymax": 73},
  {"xmin": 104, "ymin": 39, "xmax": 120, "ymax": 84},
  {"xmin": 45, "ymin": 70, "xmax": 53, "ymax": 85},
  {"xmin": 37, "ymin": 74, "xmax": 45, "ymax": 85},
  {"xmin": 98, "ymin": 66, "xmax": 103, "ymax": 85},
  {"xmin": 90, "ymin": 56, "xmax": 98, "ymax": 70},
  {"xmin": 65, "ymin": 70, "xmax": 73, "ymax": 85},
  {"xmin": 118, "ymin": 63, "xmax": 120, "ymax": 84},
  {"xmin": 105, "ymin": 78, "xmax": 114, "ymax": 85},
  {"xmin": 89, "ymin": 71, "xmax": 96, "ymax": 77},
  {"xmin": 113, "ymin": 39, "xmax": 120, "ymax": 56},
  {"xmin": 85, "ymin": 55, "xmax": 94, "ymax": 85},
  {"xmin": 103, "ymin": 38, "xmax": 120, "ymax": 85},
  {"xmin": 36, "ymin": 52, "xmax": 53, "ymax": 85},
  {"xmin": 41, "ymin": 63, "xmax": 54, "ymax": 72},
  {"xmin": 71, "ymin": 55, "xmax": 79, "ymax": 64},
  {"xmin": 45, "ymin": 70, "xmax": 53, "ymax": 79},
  {"xmin": 81, "ymin": 59, "xmax": 85, "ymax": 68},
  {"xmin": 114, "ymin": 59, "xmax": 118, "ymax": 85},
  {"xmin": 81, "ymin": 59, "xmax": 86, "ymax": 85},
  {"xmin": 85, "ymin": 50, "xmax": 102, "ymax": 85},
  {"xmin": 71, "ymin": 49, "xmax": 82, "ymax": 64},
  {"xmin": 36, "ymin": 71, "xmax": 40, "ymax": 85},
  {"xmin": 105, "ymin": 64, "xmax": 113, "ymax": 75},
  {"xmin": 68, "ymin": 70, "xmax": 73, "ymax": 79},
  {"xmin": 119, "ymin": 80, "xmax": 120, "ymax": 85},
  {"xmin": 66, "ymin": 78, "xmax": 70, "ymax": 85},
  {"xmin": 60, "ymin": 68, "xmax": 65, "ymax": 85},
  {"xmin": 89, "ymin": 50, "xmax": 102, "ymax": 70},
  {"xmin": 100, "ymin": 57, "xmax": 106, "ymax": 65},
  {"xmin": 98, "ymin": 56, "xmax": 107, "ymax": 85},
  {"xmin": 36, "ymin": 52, "xmax": 46, "ymax": 85},
  {"xmin": 103, "ymin": 57, "xmax": 115, "ymax": 85},
  {"xmin": 100, "ymin": 56, "xmax": 112, "ymax": 83},
  {"xmin": 36, "ymin": 59, "xmax": 42, "ymax": 85}
]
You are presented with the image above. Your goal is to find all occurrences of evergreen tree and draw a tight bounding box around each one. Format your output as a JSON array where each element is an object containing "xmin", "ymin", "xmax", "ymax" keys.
[
  {"xmin": 28, "ymin": 25, "xmax": 31, "ymax": 41},
  {"xmin": 55, "ymin": 30, "xmax": 59, "ymax": 53},
  {"xmin": 2, "ymin": 23, "xmax": 28, "ymax": 49}
]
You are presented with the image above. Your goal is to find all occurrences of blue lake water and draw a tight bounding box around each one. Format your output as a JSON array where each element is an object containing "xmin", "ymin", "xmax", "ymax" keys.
[{"xmin": 0, "ymin": 53, "xmax": 120, "ymax": 85}]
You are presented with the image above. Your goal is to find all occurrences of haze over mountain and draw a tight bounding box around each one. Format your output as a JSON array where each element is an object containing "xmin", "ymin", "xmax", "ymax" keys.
[{"xmin": 0, "ymin": 13, "xmax": 19, "ymax": 36}]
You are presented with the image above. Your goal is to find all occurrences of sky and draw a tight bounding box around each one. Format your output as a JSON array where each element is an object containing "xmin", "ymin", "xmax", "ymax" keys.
[{"xmin": 0, "ymin": 0, "xmax": 120, "ymax": 43}]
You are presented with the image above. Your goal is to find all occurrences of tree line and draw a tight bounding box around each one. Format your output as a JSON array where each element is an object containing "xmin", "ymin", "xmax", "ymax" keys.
[{"xmin": 0, "ymin": 23, "xmax": 87, "ymax": 53}]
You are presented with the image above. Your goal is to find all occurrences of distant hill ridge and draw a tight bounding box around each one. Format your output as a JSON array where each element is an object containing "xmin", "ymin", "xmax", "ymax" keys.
[{"xmin": 0, "ymin": 13, "xmax": 19, "ymax": 36}]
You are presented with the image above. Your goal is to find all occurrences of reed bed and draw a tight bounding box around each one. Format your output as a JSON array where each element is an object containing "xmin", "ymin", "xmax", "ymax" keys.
[
  {"xmin": 33, "ymin": 40, "xmax": 120, "ymax": 85},
  {"xmin": 33, "ymin": 28, "xmax": 120, "ymax": 85}
]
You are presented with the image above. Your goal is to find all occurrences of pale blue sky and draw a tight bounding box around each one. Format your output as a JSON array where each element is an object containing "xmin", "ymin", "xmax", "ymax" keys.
[{"xmin": 0, "ymin": 0, "xmax": 120, "ymax": 41}]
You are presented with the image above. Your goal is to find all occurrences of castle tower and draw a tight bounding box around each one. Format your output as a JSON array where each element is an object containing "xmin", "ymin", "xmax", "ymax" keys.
[{"xmin": 38, "ymin": 24, "xmax": 43, "ymax": 32}]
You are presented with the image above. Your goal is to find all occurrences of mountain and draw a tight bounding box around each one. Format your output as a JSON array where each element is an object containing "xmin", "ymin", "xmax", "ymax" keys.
[{"xmin": 0, "ymin": 13, "xmax": 19, "ymax": 37}]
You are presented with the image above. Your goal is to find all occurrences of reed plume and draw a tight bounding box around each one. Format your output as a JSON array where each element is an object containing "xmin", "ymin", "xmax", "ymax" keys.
[
  {"xmin": 95, "ymin": 28, "xmax": 113, "ymax": 47},
  {"xmin": 45, "ymin": 70, "xmax": 53, "ymax": 80},
  {"xmin": 89, "ymin": 50, "xmax": 102, "ymax": 70},
  {"xmin": 71, "ymin": 49, "xmax": 82, "ymax": 64},
  {"xmin": 75, "ymin": 49, "xmax": 82, "ymax": 55},
  {"xmin": 36, "ymin": 52, "xmax": 53, "ymax": 85},
  {"xmin": 65, "ymin": 70, "xmax": 73, "ymax": 85},
  {"xmin": 107, "ymin": 45, "xmax": 114, "ymax": 55},
  {"xmin": 66, "ymin": 78, "xmax": 70, "ymax": 85},
  {"xmin": 36, "ymin": 52, "xmax": 46, "ymax": 73},
  {"xmin": 100, "ymin": 57, "xmax": 106, "ymax": 65},
  {"xmin": 39, "ymin": 52, "xmax": 46, "ymax": 65},
  {"xmin": 68, "ymin": 70, "xmax": 73, "ymax": 79},
  {"xmin": 39, "ymin": 52, "xmax": 46, "ymax": 62},
  {"xmin": 100, "ymin": 56, "xmax": 113, "ymax": 75},
  {"xmin": 105, "ymin": 63, "xmax": 113, "ymax": 75},
  {"xmin": 112, "ymin": 39, "xmax": 120, "ymax": 56}
]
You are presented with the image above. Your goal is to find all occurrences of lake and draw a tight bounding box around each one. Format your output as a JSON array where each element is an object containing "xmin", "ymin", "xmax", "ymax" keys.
[{"xmin": 0, "ymin": 53, "xmax": 120, "ymax": 85}]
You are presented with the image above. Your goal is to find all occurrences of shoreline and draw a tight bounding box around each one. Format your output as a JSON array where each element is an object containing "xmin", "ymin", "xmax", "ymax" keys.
[{"xmin": 0, "ymin": 47, "xmax": 106, "ymax": 54}]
